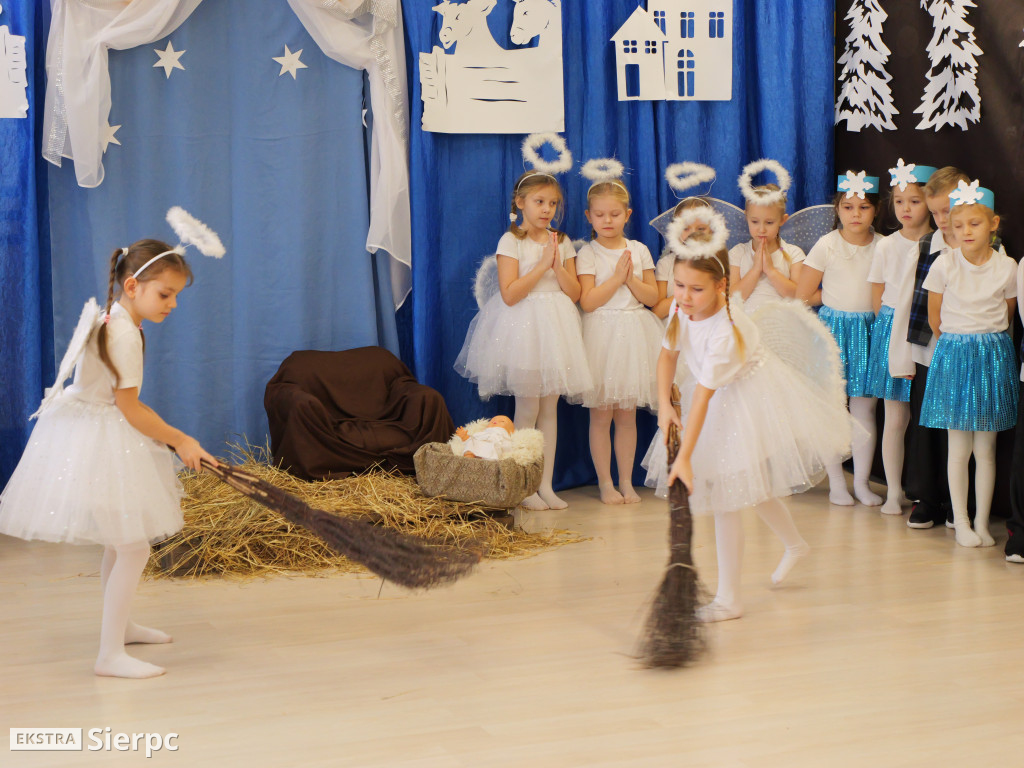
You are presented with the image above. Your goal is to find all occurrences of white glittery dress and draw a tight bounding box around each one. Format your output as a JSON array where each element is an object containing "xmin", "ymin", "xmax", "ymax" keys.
[
  {"xmin": 0, "ymin": 302, "xmax": 184, "ymax": 546},
  {"xmin": 642, "ymin": 298, "xmax": 852, "ymax": 515},
  {"xmin": 455, "ymin": 233, "xmax": 593, "ymax": 401},
  {"xmin": 576, "ymin": 239, "xmax": 662, "ymax": 410}
]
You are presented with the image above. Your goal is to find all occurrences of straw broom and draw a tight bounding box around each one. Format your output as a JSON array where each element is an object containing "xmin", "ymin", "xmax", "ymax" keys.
[
  {"xmin": 638, "ymin": 384, "xmax": 706, "ymax": 668},
  {"xmin": 200, "ymin": 459, "xmax": 479, "ymax": 589}
]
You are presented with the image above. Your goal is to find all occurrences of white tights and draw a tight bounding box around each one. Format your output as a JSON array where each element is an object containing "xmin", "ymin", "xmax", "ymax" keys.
[
  {"xmin": 95, "ymin": 542, "xmax": 169, "ymax": 678},
  {"xmin": 947, "ymin": 429, "xmax": 997, "ymax": 548},
  {"xmin": 827, "ymin": 396, "xmax": 881, "ymax": 506},
  {"xmin": 515, "ymin": 395, "xmax": 567, "ymax": 510},
  {"xmin": 880, "ymin": 400, "xmax": 910, "ymax": 515},
  {"xmin": 700, "ymin": 498, "xmax": 810, "ymax": 622},
  {"xmin": 588, "ymin": 407, "xmax": 640, "ymax": 505}
]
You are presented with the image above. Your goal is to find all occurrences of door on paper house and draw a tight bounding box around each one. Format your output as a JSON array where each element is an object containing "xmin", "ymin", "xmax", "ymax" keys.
[
  {"xmin": 677, "ymin": 49, "xmax": 694, "ymax": 98},
  {"xmin": 625, "ymin": 63, "xmax": 640, "ymax": 98}
]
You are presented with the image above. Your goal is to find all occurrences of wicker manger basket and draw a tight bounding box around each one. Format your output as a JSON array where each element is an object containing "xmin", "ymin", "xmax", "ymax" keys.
[{"xmin": 413, "ymin": 441, "xmax": 543, "ymax": 510}]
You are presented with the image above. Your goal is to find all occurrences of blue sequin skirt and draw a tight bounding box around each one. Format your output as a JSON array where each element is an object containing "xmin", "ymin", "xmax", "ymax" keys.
[
  {"xmin": 865, "ymin": 305, "xmax": 911, "ymax": 402},
  {"xmin": 920, "ymin": 332, "xmax": 1018, "ymax": 431},
  {"xmin": 818, "ymin": 306, "xmax": 874, "ymax": 398}
]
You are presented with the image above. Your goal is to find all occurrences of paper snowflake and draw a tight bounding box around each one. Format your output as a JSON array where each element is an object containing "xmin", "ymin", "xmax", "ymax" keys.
[
  {"xmin": 889, "ymin": 159, "xmax": 917, "ymax": 191},
  {"xmin": 948, "ymin": 179, "xmax": 982, "ymax": 207},
  {"xmin": 839, "ymin": 170, "xmax": 871, "ymax": 199}
]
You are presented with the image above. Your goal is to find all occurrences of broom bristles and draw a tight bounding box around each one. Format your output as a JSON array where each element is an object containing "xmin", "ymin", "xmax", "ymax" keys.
[
  {"xmin": 201, "ymin": 460, "xmax": 479, "ymax": 589},
  {"xmin": 638, "ymin": 383, "xmax": 706, "ymax": 668}
]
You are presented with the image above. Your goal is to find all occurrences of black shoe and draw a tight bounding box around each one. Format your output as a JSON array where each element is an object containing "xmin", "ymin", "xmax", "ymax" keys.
[
  {"xmin": 1006, "ymin": 529, "xmax": 1024, "ymax": 564},
  {"xmin": 907, "ymin": 502, "xmax": 935, "ymax": 529}
]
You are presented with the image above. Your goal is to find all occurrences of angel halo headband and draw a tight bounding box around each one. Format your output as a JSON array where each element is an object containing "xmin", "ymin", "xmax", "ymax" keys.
[
  {"xmin": 581, "ymin": 157, "xmax": 628, "ymax": 194},
  {"xmin": 837, "ymin": 170, "xmax": 880, "ymax": 199},
  {"xmin": 738, "ymin": 159, "xmax": 791, "ymax": 206},
  {"xmin": 666, "ymin": 207, "xmax": 729, "ymax": 272},
  {"xmin": 515, "ymin": 132, "xmax": 573, "ymax": 197},
  {"xmin": 128, "ymin": 206, "xmax": 225, "ymax": 280},
  {"xmin": 664, "ymin": 161, "xmax": 716, "ymax": 197},
  {"xmin": 949, "ymin": 179, "xmax": 995, "ymax": 210},
  {"xmin": 889, "ymin": 159, "xmax": 938, "ymax": 192}
]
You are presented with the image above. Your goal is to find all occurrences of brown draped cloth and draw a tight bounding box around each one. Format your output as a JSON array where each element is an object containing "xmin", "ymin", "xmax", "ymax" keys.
[{"xmin": 265, "ymin": 348, "xmax": 455, "ymax": 480}]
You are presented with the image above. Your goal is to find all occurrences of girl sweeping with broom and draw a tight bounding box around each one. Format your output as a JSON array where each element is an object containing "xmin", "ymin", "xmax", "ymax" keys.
[{"xmin": 644, "ymin": 205, "xmax": 852, "ymax": 625}]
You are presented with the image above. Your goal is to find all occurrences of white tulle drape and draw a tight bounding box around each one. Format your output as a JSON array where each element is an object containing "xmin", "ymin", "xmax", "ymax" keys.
[
  {"xmin": 287, "ymin": 0, "xmax": 411, "ymax": 304},
  {"xmin": 43, "ymin": 0, "xmax": 411, "ymax": 305},
  {"xmin": 42, "ymin": 0, "xmax": 204, "ymax": 187}
]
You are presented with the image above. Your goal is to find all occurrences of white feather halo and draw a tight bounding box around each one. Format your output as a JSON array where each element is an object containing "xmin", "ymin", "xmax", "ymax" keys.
[
  {"xmin": 738, "ymin": 159, "xmax": 791, "ymax": 206},
  {"xmin": 666, "ymin": 207, "xmax": 728, "ymax": 261},
  {"xmin": 521, "ymin": 133, "xmax": 573, "ymax": 175},
  {"xmin": 166, "ymin": 206, "xmax": 226, "ymax": 258},
  {"xmin": 664, "ymin": 162, "xmax": 716, "ymax": 194},
  {"xmin": 580, "ymin": 157, "xmax": 625, "ymax": 184}
]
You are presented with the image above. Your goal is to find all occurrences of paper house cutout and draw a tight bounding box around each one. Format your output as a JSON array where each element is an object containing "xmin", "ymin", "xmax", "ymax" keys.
[
  {"xmin": 611, "ymin": 1, "xmax": 732, "ymax": 102},
  {"xmin": 0, "ymin": 12, "xmax": 28, "ymax": 119}
]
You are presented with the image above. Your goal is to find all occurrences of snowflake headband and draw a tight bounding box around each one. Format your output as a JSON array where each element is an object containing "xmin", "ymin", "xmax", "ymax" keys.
[
  {"xmin": 131, "ymin": 206, "xmax": 226, "ymax": 279},
  {"xmin": 738, "ymin": 159, "xmax": 791, "ymax": 206},
  {"xmin": 888, "ymin": 159, "xmax": 938, "ymax": 192},
  {"xmin": 837, "ymin": 171, "xmax": 880, "ymax": 199},
  {"xmin": 665, "ymin": 162, "xmax": 716, "ymax": 196},
  {"xmin": 581, "ymin": 157, "xmax": 628, "ymax": 193},
  {"xmin": 949, "ymin": 179, "xmax": 995, "ymax": 210},
  {"xmin": 666, "ymin": 207, "xmax": 729, "ymax": 266}
]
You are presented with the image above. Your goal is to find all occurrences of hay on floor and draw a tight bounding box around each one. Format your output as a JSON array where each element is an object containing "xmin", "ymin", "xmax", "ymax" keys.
[{"xmin": 148, "ymin": 446, "xmax": 583, "ymax": 581}]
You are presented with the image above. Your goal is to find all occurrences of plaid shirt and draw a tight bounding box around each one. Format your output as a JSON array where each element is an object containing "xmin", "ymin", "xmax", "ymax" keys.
[{"xmin": 906, "ymin": 235, "xmax": 941, "ymax": 347}]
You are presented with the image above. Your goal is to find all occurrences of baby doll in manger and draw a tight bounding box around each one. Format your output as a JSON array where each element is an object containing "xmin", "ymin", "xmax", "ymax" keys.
[{"xmin": 454, "ymin": 415, "xmax": 516, "ymax": 460}]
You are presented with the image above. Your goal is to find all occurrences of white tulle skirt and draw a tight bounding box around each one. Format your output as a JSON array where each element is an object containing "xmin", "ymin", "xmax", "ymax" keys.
[
  {"xmin": 0, "ymin": 397, "xmax": 184, "ymax": 546},
  {"xmin": 455, "ymin": 290, "xmax": 593, "ymax": 401},
  {"xmin": 582, "ymin": 307, "xmax": 662, "ymax": 410},
  {"xmin": 642, "ymin": 348, "xmax": 851, "ymax": 516}
]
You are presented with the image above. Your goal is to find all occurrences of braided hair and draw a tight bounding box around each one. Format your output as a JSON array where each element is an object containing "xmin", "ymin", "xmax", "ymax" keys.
[{"xmin": 97, "ymin": 239, "xmax": 192, "ymax": 384}]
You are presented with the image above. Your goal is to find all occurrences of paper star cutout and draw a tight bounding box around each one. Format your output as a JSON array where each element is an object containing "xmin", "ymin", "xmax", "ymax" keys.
[
  {"xmin": 102, "ymin": 123, "xmax": 121, "ymax": 153},
  {"xmin": 949, "ymin": 179, "xmax": 982, "ymax": 207},
  {"xmin": 153, "ymin": 41, "xmax": 185, "ymax": 78},
  {"xmin": 273, "ymin": 46, "xmax": 308, "ymax": 80},
  {"xmin": 889, "ymin": 159, "xmax": 917, "ymax": 192},
  {"xmin": 838, "ymin": 170, "xmax": 871, "ymax": 199}
]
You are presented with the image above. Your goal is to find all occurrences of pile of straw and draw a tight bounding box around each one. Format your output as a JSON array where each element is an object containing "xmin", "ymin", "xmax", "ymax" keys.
[{"xmin": 147, "ymin": 446, "xmax": 583, "ymax": 581}]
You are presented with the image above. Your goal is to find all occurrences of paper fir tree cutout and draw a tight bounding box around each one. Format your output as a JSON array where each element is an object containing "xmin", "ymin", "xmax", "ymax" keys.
[
  {"xmin": 915, "ymin": 0, "xmax": 982, "ymax": 131},
  {"xmin": 835, "ymin": 0, "xmax": 897, "ymax": 132}
]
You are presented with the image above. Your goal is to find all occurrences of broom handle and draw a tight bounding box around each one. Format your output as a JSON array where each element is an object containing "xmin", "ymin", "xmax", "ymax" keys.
[{"xmin": 666, "ymin": 383, "xmax": 682, "ymax": 468}]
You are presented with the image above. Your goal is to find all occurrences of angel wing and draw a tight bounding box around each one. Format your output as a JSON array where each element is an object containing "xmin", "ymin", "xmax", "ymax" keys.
[
  {"xmin": 750, "ymin": 298, "xmax": 847, "ymax": 412},
  {"xmin": 31, "ymin": 298, "xmax": 102, "ymax": 419},
  {"xmin": 649, "ymin": 198, "xmax": 749, "ymax": 252},
  {"xmin": 473, "ymin": 255, "xmax": 499, "ymax": 310},
  {"xmin": 779, "ymin": 205, "xmax": 835, "ymax": 255}
]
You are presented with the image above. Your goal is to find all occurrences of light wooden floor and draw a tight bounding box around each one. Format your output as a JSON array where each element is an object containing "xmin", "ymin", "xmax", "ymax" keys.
[{"xmin": 2, "ymin": 479, "xmax": 1023, "ymax": 767}]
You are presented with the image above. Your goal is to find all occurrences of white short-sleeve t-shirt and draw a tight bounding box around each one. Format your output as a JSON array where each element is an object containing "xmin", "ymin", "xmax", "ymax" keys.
[
  {"xmin": 662, "ymin": 300, "xmax": 760, "ymax": 390},
  {"xmin": 868, "ymin": 231, "xmax": 922, "ymax": 308},
  {"xmin": 655, "ymin": 252, "xmax": 674, "ymax": 290},
  {"xmin": 576, "ymin": 239, "xmax": 655, "ymax": 311},
  {"xmin": 922, "ymin": 248, "xmax": 1017, "ymax": 334},
  {"xmin": 729, "ymin": 239, "xmax": 806, "ymax": 312},
  {"xmin": 496, "ymin": 231, "xmax": 576, "ymax": 293},
  {"xmin": 803, "ymin": 229, "xmax": 883, "ymax": 312},
  {"xmin": 68, "ymin": 302, "xmax": 144, "ymax": 405}
]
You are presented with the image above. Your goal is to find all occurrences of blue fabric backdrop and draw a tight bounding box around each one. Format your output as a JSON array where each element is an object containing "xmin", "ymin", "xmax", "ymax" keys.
[
  {"xmin": 0, "ymin": 1, "xmax": 52, "ymax": 486},
  {"xmin": 402, "ymin": 0, "xmax": 835, "ymax": 490},
  {"xmin": 46, "ymin": 0, "xmax": 397, "ymax": 456}
]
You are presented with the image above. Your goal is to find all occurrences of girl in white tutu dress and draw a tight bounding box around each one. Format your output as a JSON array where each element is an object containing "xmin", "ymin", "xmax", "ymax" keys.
[
  {"xmin": 646, "ymin": 210, "xmax": 851, "ymax": 622},
  {"xmin": 576, "ymin": 162, "xmax": 663, "ymax": 504},
  {"xmin": 455, "ymin": 136, "xmax": 591, "ymax": 510},
  {"xmin": 0, "ymin": 240, "xmax": 217, "ymax": 678}
]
